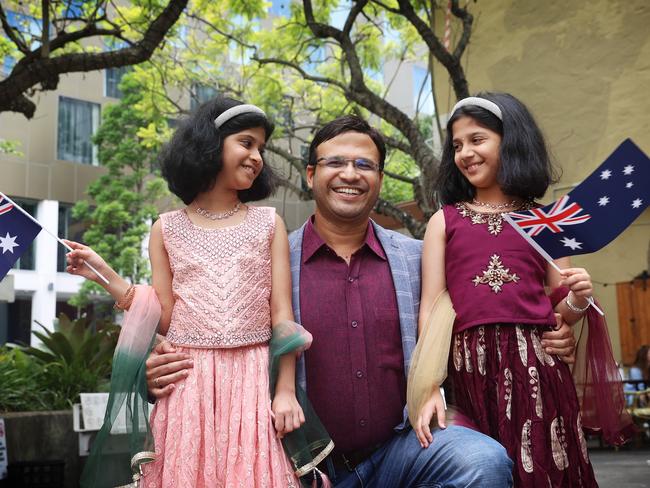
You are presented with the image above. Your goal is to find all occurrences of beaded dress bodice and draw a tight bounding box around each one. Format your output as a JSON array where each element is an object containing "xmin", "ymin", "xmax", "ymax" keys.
[{"xmin": 160, "ymin": 206, "xmax": 275, "ymax": 348}]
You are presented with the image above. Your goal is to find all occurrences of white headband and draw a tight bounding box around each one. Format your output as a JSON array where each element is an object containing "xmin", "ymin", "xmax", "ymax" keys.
[
  {"xmin": 214, "ymin": 104, "xmax": 266, "ymax": 129},
  {"xmin": 451, "ymin": 97, "xmax": 502, "ymax": 120}
]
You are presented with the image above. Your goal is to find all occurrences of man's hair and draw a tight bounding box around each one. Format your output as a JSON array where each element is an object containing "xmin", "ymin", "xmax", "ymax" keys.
[
  {"xmin": 436, "ymin": 91, "xmax": 559, "ymax": 204},
  {"xmin": 159, "ymin": 96, "xmax": 276, "ymax": 205},
  {"xmin": 307, "ymin": 115, "xmax": 386, "ymax": 170}
]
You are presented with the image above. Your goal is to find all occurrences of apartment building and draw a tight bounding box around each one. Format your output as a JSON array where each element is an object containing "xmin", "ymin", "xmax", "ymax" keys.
[{"xmin": 0, "ymin": 1, "xmax": 434, "ymax": 345}]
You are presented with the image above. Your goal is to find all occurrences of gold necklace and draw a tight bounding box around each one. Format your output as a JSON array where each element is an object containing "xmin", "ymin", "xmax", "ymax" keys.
[{"xmin": 471, "ymin": 198, "xmax": 519, "ymax": 210}]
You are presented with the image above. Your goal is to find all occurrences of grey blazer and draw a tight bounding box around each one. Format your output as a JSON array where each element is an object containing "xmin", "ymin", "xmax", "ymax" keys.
[{"xmin": 288, "ymin": 220, "xmax": 422, "ymax": 428}]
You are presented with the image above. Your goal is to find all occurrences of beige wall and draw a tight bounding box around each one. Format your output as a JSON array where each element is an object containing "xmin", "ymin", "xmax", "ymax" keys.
[
  {"xmin": 434, "ymin": 0, "xmax": 650, "ymax": 361},
  {"xmin": 0, "ymin": 71, "xmax": 110, "ymax": 205}
]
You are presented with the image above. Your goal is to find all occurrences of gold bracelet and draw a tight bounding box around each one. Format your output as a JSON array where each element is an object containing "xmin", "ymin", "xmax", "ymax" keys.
[
  {"xmin": 114, "ymin": 284, "xmax": 136, "ymax": 311},
  {"xmin": 566, "ymin": 292, "xmax": 589, "ymax": 314}
]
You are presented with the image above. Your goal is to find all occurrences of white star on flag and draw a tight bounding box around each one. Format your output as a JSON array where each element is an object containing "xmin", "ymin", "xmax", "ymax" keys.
[
  {"xmin": 0, "ymin": 232, "xmax": 19, "ymax": 254},
  {"xmin": 560, "ymin": 237, "xmax": 583, "ymax": 250},
  {"xmin": 600, "ymin": 169, "xmax": 612, "ymax": 180},
  {"xmin": 632, "ymin": 198, "xmax": 643, "ymax": 209},
  {"xmin": 626, "ymin": 182, "xmax": 634, "ymax": 188},
  {"xmin": 623, "ymin": 164, "xmax": 635, "ymax": 175},
  {"xmin": 598, "ymin": 196, "xmax": 610, "ymax": 206}
]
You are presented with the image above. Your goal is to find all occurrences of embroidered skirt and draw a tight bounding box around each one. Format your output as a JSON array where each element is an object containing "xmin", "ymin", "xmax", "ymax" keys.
[
  {"xmin": 448, "ymin": 324, "xmax": 598, "ymax": 488},
  {"xmin": 142, "ymin": 343, "xmax": 298, "ymax": 488}
]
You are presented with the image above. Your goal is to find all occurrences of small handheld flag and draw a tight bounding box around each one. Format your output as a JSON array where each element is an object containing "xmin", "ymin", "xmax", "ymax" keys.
[
  {"xmin": 0, "ymin": 196, "xmax": 42, "ymax": 280},
  {"xmin": 0, "ymin": 192, "xmax": 109, "ymax": 284},
  {"xmin": 505, "ymin": 139, "xmax": 649, "ymax": 259}
]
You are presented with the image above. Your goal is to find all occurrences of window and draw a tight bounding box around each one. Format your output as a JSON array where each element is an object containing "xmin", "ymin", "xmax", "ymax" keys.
[
  {"xmin": 57, "ymin": 204, "xmax": 85, "ymax": 272},
  {"xmin": 412, "ymin": 65, "xmax": 434, "ymax": 116},
  {"xmin": 269, "ymin": 0, "xmax": 290, "ymax": 17},
  {"xmin": 10, "ymin": 198, "xmax": 37, "ymax": 271},
  {"xmin": 105, "ymin": 66, "xmax": 131, "ymax": 98},
  {"xmin": 57, "ymin": 96, "xmax": 100, "ymax": 164},
  {"xmin": 0, "ymin": 298, "xmax": 32, "ymax": 345},
  {"xmin": 190, "ymin": 84, "xmax": 218, "ymax": 110}
]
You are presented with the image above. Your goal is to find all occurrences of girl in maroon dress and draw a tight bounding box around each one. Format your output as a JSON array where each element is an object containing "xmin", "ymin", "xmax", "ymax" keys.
[{"xmin": 414, "ymin": 93, "xmax": 603, "ymax": 487}]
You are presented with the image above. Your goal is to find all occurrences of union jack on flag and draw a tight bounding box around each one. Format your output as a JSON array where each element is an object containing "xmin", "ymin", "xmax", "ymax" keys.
[
  {"xmin": 0, "ymin": 194, "xmax": 42, "ymax": 280},
  {"xmin": 509, "ymin": 195, "xmax": 591, "ymax": 237},
  {"xmin": 504, "ymin": 139, "xmax": 650, "ymax": 259}
]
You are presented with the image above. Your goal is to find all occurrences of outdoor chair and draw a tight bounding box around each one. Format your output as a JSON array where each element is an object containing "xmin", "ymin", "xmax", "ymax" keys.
[{"xmin": 624, "ymin": 388, "xmax": 650, "ymax": 447}]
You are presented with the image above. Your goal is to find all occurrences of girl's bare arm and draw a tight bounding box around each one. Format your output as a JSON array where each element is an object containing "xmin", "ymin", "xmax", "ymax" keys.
[{"xmin": 149, "ymin": 219, "xmax": 175, "ymax": 335}]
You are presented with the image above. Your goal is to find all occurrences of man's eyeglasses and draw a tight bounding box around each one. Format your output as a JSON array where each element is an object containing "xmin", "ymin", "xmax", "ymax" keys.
[{"xmin": 315, "ymin": 156, "xmax": 380, "ymax": 173}]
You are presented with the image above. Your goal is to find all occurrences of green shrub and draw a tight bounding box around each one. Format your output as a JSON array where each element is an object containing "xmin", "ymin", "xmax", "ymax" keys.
[
  {"xmin": 0, "ymin": 347, "xmax": 48, "ymax": 412},
  {"xmin": 0, "ymin": 314, "xmax": 120, "ymax": 412}
]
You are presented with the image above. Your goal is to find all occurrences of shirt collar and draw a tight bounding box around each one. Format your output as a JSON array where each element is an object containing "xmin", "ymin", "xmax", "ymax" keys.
[{"xmin": 302, "ymin": 216, "xmax": 387, "ymax": 263}]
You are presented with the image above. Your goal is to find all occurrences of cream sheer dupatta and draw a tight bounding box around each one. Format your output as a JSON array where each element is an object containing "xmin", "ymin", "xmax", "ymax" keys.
[{"xmin": 407, "ymin": 290, "xmax": 456, "ymax": 428}]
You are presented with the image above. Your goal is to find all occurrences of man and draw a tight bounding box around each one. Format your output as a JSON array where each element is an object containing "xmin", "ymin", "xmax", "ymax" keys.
[{"xmin": 147, "ymin": 115, "xmax": 576, "ymax": 486}]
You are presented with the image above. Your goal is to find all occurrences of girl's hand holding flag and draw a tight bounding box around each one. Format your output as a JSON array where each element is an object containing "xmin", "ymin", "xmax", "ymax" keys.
[{"xmin": 64, "ymin": 239, "xmax": 131, "ymax": 306}]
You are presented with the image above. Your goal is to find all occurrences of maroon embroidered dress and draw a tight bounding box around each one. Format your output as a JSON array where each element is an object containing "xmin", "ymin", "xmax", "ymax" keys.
[{"xmin": 444, "ymin": 203, "xmax": 598, "ymax": 488}]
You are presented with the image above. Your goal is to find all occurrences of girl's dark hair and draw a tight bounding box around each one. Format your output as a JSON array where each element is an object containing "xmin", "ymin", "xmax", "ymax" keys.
[
  {"xmin": 159, "ymin": 96, "xmax": 276, "ymax": 204},
  {"xmin": 436, "ymin": 92, "xmax": 559, "ymax": 204}
]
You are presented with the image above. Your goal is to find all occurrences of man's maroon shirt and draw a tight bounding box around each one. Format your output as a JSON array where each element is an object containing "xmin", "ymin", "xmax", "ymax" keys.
[{"xmin": 299, "ymin": 218, "xmax": 406, "ymax": 453}]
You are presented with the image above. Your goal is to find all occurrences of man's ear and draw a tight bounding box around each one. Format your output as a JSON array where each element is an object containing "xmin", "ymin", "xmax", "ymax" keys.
[{"xmin": 306, "ymin": 164, "xmax": 315, "ymax": 189}]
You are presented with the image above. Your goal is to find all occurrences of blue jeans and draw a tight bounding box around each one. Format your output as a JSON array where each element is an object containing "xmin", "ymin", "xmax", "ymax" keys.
[{"xmin": 326, "ymin": 425, "xmax": 513, "ymax": 487}]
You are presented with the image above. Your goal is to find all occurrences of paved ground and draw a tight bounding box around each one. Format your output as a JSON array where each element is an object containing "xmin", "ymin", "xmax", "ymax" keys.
[{"xmin": 590, "ymin": 448, "xmax": 650, "ymax": 488}]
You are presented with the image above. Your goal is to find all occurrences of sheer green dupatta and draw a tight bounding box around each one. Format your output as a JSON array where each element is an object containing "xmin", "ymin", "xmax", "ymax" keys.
[
  {"xmin": 269, "ymin": 320, "xmax": 334, "ymax": 487},
  {"xmin": 81, "ymin": 286, "xmax": 161, "ymax": 488}
]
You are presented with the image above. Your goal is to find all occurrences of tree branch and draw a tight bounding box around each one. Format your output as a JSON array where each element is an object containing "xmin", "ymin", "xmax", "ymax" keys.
[
  {"xmin": 374, "ymin": 198, "xmax": 426, "ymax": 238},
  {"xmin": 276, "ymin": 177, "xmax": 312, "ymax": 201},
  {"xmin": 392, "ymin": 0, "xmax": 471, "ymax": 99},
  {"xmin": 0, "ymin": 0, "xmax": 189, "ymax": 118},
  {"xmin": 0, "ymin": 3, "xmax": 30, "ymax": 54},
  {"xmin": 382, "ymin": 133, "xmax": 411, "ymax": 154},
  {"xmin": 253, "ymin": 56, "xmax": 347, "ymax": 90},
  {"xmin": 383, "ymin": 169, "xmax": 416, "ymax": 185},
  {"xmin": 267, "ymin": 143, "xmax": 307, "ymax": 178}
]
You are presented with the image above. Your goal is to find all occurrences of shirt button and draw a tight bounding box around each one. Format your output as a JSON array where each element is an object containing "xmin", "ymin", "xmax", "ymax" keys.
[
  {"xmin": 356, "ymin": 370, "xmax": 364, "ymax": 378},
  {"xmin": 348, "ymin": 277, "xmax": 354, "ymax": 283},
  {"xmin": 359, "ymin": 419, "xmax": 367, "ymax": 427},
  {"xmin": 351, "ymin": 320, "xmax": 358, "ymax": 328}
]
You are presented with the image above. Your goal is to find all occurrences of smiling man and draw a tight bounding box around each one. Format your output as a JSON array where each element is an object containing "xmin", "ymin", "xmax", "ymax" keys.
[{"xmin": 147, "ymin": 115, "xmax": 578, "ymax": 487}]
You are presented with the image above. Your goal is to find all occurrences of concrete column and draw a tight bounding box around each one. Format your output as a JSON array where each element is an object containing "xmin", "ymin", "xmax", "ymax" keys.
[{"xmin": 30, "ymin": 199, "xmax": 59, "ymax": 343}]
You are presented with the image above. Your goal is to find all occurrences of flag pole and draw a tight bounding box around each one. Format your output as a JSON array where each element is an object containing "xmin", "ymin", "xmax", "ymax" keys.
[
  {"xmin": 502, "ymin": 213, "xmax": 603, "ymax": 316},
  {"xmin": 0, "ymin": 192, "xmax": 109, "ymax": 285}
]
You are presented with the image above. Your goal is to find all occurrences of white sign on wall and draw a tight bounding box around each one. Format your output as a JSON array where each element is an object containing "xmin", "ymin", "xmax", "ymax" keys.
[{"xmin": 0, "ymin": 418, "xmax": 8, "ymax": 479}]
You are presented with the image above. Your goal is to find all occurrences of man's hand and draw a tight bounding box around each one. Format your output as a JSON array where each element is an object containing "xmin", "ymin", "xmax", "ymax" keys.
[
  {"xmin": 145, "ymin": 341, "xmax": 193, "ymax": 399},
  {"xmin": 541, "ymin": 314, "xmax": 576, "ymax": 364}
]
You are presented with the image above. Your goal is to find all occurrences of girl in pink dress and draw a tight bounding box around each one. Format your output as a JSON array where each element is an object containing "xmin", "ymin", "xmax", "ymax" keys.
[
  {"xmin": 67, "ymin": 97, "xmax": 307, "ymax": 487},
  {"xmin": 412, "ymin": 93, "xmax": 629, "ymax": 487}
]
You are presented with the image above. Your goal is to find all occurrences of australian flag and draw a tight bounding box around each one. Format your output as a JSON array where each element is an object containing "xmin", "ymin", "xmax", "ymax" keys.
[
  {"xmin": 504, "ymin": 139, "xmax": 649, "ymax": 259},
  {"xmin": 0, "ymin": 195, "xmax": 42, "ymax": 280}
]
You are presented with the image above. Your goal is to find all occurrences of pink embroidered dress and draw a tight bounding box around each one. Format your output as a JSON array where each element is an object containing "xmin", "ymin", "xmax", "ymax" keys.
[
  {"xmin": 443, "ymin": 203, "xmax": 598, "ymax": 488},
  {"xmin": 143, "ymin": 206, "xmax": 298, "ymax": 488}
]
